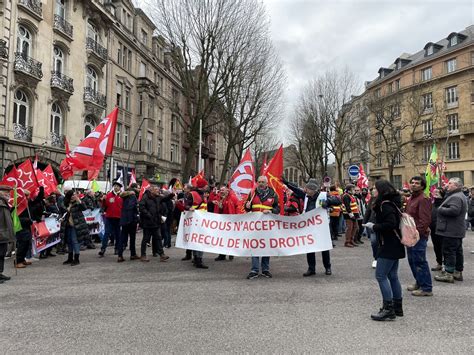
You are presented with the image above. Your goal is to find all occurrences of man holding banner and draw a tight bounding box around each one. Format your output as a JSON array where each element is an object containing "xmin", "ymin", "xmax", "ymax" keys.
[{"xmin": 245, "ymin": 176, "xmax": 280, "ymax": 279}]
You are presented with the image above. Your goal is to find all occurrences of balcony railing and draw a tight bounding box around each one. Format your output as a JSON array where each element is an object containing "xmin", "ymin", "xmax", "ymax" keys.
[
  {"xmin": 13, "ymin": 123, "xmax": 33, "ymax": 142},
  {"xmin": 51, "ymin": 71, "xmax": 74, "ymax": 94},
  {"xmin": 86, "ymin": 37, "xmax": 107, "ymax": 62},
  {"xmin": 18, "ymin": 0, "xmax": 43, "ymax": 19},
  {"xmin": 53, "ymin": 14, "xmax": 73, "ymax": 38},
  {"xmin": 83, "ymin": 87, "xmax": 106, "ymax": 107},
  {"xmin": 0, "ymin": 39, "xmax": 7, "ymax": 60},
  {"xmin": 50, "ymin": 131, "xmax": 65, "ymax": 148},
  {"xmin": 14, "ymin": 52, "xmax": 43, "ymax": 80}
]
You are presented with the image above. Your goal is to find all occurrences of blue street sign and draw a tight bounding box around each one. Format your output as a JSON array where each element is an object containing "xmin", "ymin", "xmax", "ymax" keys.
[{"xmin": 348, "ymin": 165, "xmax": 360, "ymax": 178}]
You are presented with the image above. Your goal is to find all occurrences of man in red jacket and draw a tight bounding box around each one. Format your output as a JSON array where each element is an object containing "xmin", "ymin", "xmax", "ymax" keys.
[
  {"xmin": 405, "ymin": 176, "xmax": 433, "ymax": 297},
  {"xmin": 99, "ymin": 181, "xmax": 123, "ymax": 256}
]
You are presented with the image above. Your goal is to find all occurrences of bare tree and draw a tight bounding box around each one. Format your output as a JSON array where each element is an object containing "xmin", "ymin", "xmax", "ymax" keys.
[
  {"xmin": 291, "ymin": 68, "xmax": 361, "ymax": 181},
  {"xmin": 150, "ymin": 0, "xmax": 279, "ymax": 179},
  {"xmin": 365, "ymin": 81, "xmax": 444, "ymax": 181}
]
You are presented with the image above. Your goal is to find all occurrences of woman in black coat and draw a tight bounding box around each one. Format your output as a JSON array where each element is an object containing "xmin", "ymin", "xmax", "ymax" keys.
[
  {"xmin": 62, "ymin": 190, "xmax": 89, "ymax": 266},
  {"xmin": 364, "ymin": 180, "xmax": 405, "ymax": 321}
]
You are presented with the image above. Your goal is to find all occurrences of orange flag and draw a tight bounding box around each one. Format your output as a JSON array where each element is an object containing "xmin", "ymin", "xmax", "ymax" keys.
[{"xmin": 264, "ymin": 145, "xmax": 285, "ymax": 215}]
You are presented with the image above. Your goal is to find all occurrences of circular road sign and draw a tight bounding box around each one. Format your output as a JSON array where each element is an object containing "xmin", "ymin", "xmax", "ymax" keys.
[{"xmin": 348, "ymin": 165, "xmax": 360, "ymax": 178}]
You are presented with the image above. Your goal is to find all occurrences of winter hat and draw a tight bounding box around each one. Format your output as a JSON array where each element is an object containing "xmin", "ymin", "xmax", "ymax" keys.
[{"xmin": 306, "ymin": 179, "xmax": 318, "ymax": 191}]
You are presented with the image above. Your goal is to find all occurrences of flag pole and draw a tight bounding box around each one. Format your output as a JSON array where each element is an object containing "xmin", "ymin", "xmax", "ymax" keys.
[{"xmin": 198, "ymin": 119, "xmax": 203, "ymax": 172}]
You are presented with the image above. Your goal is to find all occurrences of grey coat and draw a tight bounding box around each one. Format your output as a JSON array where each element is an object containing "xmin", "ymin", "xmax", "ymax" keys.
[
  {"xmin": 0, "ymin": 196, "xmax": 14, "ymax": 244},
  {"xmin": 436, "ymin": 189, "xmax": 468, "ymax": 239}
]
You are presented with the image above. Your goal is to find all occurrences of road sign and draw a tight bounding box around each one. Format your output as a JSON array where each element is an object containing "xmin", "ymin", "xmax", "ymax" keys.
[{"xmin": 348, "ymin": 165, "xmax": 360, "ymax": 178}]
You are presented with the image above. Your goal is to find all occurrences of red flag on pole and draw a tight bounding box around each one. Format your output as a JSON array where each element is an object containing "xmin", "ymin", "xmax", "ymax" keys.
[
  {"xmin": 264, "ymin": 145, "xmax": 285, "ymax": 215},
  {"xmin": 59, "ymin": 107, "xmax": 119, "ymax": 180},
  {"xmin": 35, "ymin": 168, "xmax": 56, "ymax": 196},
  {"xmin": 357, "ymin": 164, "xmax": 369, "ymax": 189},
  {"xmin": 129, "ymin": 169, "xmax": 137, "ymax": 186},
  {"xmin": 0, "ymin": 166, "xmax": 28, "ymax": 215},
  {"xmin": 260, "ymin": 153, "xmax": 268, "ymax": 176},
  {"xmin": 138, "ymin": 178, "xmax": 150, "ymax": 201},
  {"xmin": 17, "ymin": 159, "xmax": 39, "ymax": 195},
  {"xmin": 42, "ymin": 165, "xmax": 58, "ymax": 187},
  {"xmin": 229, "ymin": 149, "xmax": 255, "ymax": 213}
]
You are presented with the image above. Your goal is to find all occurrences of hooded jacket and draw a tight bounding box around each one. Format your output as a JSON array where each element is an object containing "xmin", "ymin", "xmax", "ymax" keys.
[{"xmin": 436, "ymin": 188, "xmax": 468, "ymax": 239}]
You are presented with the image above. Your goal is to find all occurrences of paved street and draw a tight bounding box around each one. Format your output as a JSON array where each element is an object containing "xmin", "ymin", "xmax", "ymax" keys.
[{"xmin": 1, "ymin": 232, "xmax": 473, "ymax": 354}]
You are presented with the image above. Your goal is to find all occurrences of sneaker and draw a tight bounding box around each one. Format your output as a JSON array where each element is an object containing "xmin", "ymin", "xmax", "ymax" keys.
[
  {"xmin": 411, "ymin": 289, "xmax": 433, "ymax": 297},
  {"xmin": 261, "ymin": 271, "xmax": 273, "ymax": 278},
  {"xmin": 372, "ymin": 260, "xmax": 377, "ymax": 269},
  {"xmin": 431, "ymin": 264, "xmax": 442, "ymax": 271},
  {"xmin": 246, "ymin": 272, "xmax": 259, "ymax": 280},
  {"xmin": 434, "ymin": 271, "xmax": 454, "ymax": 283},
  {"xmin": 407, "ymin": 283, "xmax": 420, "ymax": 291},
  {"xmin": 453, "ymin": 271, "xmax": 463, "ymax": 281}
]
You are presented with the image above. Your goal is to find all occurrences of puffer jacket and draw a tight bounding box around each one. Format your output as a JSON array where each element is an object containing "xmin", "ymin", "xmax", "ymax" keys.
[
  {"xmin": 61, "ymin": 200, "xmax": 89, "ymax": 242},
  {"xmin": 139, "ymin": 190, "xmax": 165, "ymax": 229},
  {"xmin": 120, "ymin": 190, "xmax": 139, "ymax": 226}
]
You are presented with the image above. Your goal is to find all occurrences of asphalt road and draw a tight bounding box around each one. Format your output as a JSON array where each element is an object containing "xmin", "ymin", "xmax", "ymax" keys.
[{"xmin": 1, "ymin": 232, "xmax": 473, "ymax": 354}]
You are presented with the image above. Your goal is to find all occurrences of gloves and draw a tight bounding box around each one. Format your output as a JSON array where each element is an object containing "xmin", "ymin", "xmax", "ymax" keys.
[{"xmin": 364, "ymin": 222, "xmax": 375, "ymax": 231}]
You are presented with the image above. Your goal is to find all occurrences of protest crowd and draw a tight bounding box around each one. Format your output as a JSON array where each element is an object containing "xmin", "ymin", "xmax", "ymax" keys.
[{"xmin": 1, "ymin": 109, "xmax": 473, "ymax": 322}]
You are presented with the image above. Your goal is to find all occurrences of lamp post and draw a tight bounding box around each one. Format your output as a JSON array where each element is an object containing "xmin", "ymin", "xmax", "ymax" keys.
[{"xmin": 125, "ymin": 117, "xmax": 148, "ymax": 184}]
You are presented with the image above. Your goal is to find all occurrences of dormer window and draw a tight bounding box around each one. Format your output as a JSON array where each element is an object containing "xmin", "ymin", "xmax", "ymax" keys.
[
  {"xmin": 426, "ymin": 45, "xmax": 433, "ymax": 55},
  {"xmin": 450, "ymin": 36, "xmax": 457, "ymax": 46},
  {"xmin": 447, "ymin": 32, "xmax": 466, "ymax": 48}
]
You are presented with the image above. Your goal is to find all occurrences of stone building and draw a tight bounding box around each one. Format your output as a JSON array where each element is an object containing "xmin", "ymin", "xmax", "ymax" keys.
[
  {"xmin": 340, "ymin": 25, "xmax": 474, "ymax": 188},
  {"xmin": 0, "ymin": 0, "xmax": 231, "ymax": 185}
]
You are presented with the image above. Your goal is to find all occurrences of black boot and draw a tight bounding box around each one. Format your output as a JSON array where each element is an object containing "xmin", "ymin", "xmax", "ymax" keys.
[
  {"xmin": 63, "ymin": 253, "xmax": 73, "ymax": 265},
  {"xmin": 215, "ymin": 254, "xmax": 226, "ymax": 261},
  {"xmin": 371, "ymin": 301, "xmax": 396, "ymax": 321},
  {"xmin": 181, "ymin": 250, "xmax": 192, "ymax": 261},
  {"xmin": 393, "ymin": 298, "xmax": 403, "ymax": 317},
  {"xmin": 71, "ymin": 254, "xmax": 80, "ymax": 266},
  {"xmin": 194, "ymin": 258, "xmax": 209, "ymax": 269}
]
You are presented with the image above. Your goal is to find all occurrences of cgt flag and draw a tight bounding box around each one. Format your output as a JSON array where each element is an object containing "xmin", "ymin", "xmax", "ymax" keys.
[
  {"xmin": 264, "ymin": 145, "xmax": 285, "ymax": 215},
  {"xmin": 229, "ymin": 149, "xmax": 255, "ymax": 213},
  {"xmin": 138, "ymin": 178, "xmax": 150, "ymax": 201}
]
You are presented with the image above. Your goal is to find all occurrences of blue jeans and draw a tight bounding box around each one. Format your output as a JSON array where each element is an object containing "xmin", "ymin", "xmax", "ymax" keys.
[
  {"xmin": 66, "ymin": 226, "xmax": 80, "ymax": 255},
  {"xmin": 251, "ymin": 257, "xmax": 270, "ymax": 273},
  {"xmin": 102, "ymin": 218, "xmax": 121, "ymax": 251},
  {"xmin": 375, "ymin": 258, "xmax": 402, "ymax": 301},
  {"xmin": 370, "ymin": 231, "xmax": 378, "ymax": 259},
  {"xmin": 407, "ymin": 238, "xmax": 432, "ymax": 292}
]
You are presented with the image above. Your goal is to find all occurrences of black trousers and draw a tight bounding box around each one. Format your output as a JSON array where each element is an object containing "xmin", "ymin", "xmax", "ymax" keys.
[
  {"xmin": 431, "ymin": 233, "xmax": 443, "ymax": 265},
  {"xmin": 0, "ymin": 243, "xmax": 7, "ymax": 274},
  {"xmin": 119, "ymin": 223, "xmax": 137, "ymax": 257},
  {"xmin": 329, "ymin": 216, "xmax": 339, "ymax": 240},
  {"xmin": 141, "ymin": 227, "xmax": 163, "ymax": 257},
  {"xmin": 442, "ymin": 237, "xmax": 463, "ymax": 273},
  {"xmin": 16, "ymin": 230, "xmax": 31, "ymax": 264},
  {"xmin": 307, "ymin": 251, "xmax": 331, "ymax": 272}
]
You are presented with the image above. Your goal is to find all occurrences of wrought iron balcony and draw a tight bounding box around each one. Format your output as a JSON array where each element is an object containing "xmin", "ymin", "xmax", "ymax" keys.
[
  {"xmin": 13, "ymin": 123, "xmax": 33, "ymax": 142},
  {"xmin": 83, "ymin": 87, "xmax": 106, "ymax": 107},
  {"xmin": 51, "ymin": 71, "xmax": 74, "ymax": 94},
  {"xmin": 50, "ymin": 131, "xmax": 65, "ymax": 148},
  {"xmin": 14, "ymin": 52, "xmax": 43, "ymax": 80},
  {"xmin": 18, "ymin": 0, "xmax": 43, "ymax": 19},
  {"xmin": 86, "ymin": 37, "xmax": 108, "ymax": 62},
  {"xmin": 0, "ymin": 40, "xmax": 7, "ymax": 60},
  {"xmin": 53, "ymin": 14, "xmax": 73, "ymax": 38}
]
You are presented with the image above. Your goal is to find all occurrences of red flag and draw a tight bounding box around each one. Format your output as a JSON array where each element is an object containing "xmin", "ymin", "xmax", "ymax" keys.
[
  {"xmin": 88, "ymin": 169, "xmax": 100, "ymax": 181},
  {"xmin": 42, "ymin": 165, "xmax": 58, "ymax": 187},
  {"xmin": 402, "ymin": 181, "xmax": 410, "ymax": 190},
  {"xmin": 59, "ymin": 108, "xmax": 119, "ymax": 180},
  {"xmin": 440, "ymin": 174, "xmax": 449, "ymax": 188},
  {"xmin": 35, "ymin": 168, "xmax": 56, "ymax": 196},
  {"xmin": 129, "ymin": 169, "xmax": 137, "ymax": 186},
  {"xmin": 1, "ymin": 166, "xmax": 28, "ymax": 214},
  {"xmin": 17, "ymin": 159, "xmax": 39, "ymax": 194},
  {"xmin": 229, "ymin": 149, "xmax": 255, "ymax": 213},
  {"xmin": 191, "ymin": 170, "xmax": 208, "ymax": 188},
  {"xmin": 60, "ymin": 138, "xmax": 74, "ymax": 180},
  {"xmin": 138, "ymin": 178, "xmax": 150, "ymax": 201},
  {"xmin": 357, "ymin": 164, "xmax": 369, "ymax": 189},
  {"xmin": 264, "ymin": 145, "xmax": 284, "ymax": 215}
]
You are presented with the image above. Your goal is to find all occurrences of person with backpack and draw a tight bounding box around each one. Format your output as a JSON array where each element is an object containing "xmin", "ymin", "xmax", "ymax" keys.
[
  {"xmin": 405, "ymin": 176, "xmax": 433, "ymax": 297},
  {"xmin": 363, "ymin": 180, "xmax": 405, "ymax": 321}
]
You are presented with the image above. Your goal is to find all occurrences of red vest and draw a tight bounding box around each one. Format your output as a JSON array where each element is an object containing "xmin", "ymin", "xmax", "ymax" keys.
[
  {"xmin": 250, "ymin": 193, "xmax": 274, "ymax": 212},
  {"xmin": 190, "ymin": 191, "xmax": 203, "ymax": 209}
]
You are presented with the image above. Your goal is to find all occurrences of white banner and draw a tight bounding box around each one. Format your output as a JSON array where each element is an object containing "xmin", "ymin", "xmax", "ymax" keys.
[
  {"xmin": 82, "ymin": 208, "xmax": 104, "ymax": 235},
  {"xmin": 176, "ymin": 208, "xmax": 332, "ymax": 257}
]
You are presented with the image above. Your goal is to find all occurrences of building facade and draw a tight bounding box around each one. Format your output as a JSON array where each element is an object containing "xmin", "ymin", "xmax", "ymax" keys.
[
  {"xmin": 345, "ymin": 25, "xmax": 474, "ymax": 188},
  {"xmin": 0, "ymin": 0, "xmax": 231, "ymax": 185}
]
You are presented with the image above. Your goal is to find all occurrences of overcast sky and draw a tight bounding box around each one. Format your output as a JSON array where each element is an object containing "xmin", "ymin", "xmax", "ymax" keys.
[{"xmin": 263, "ymin": 0, "xmax": 474, "ymax": 142}]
